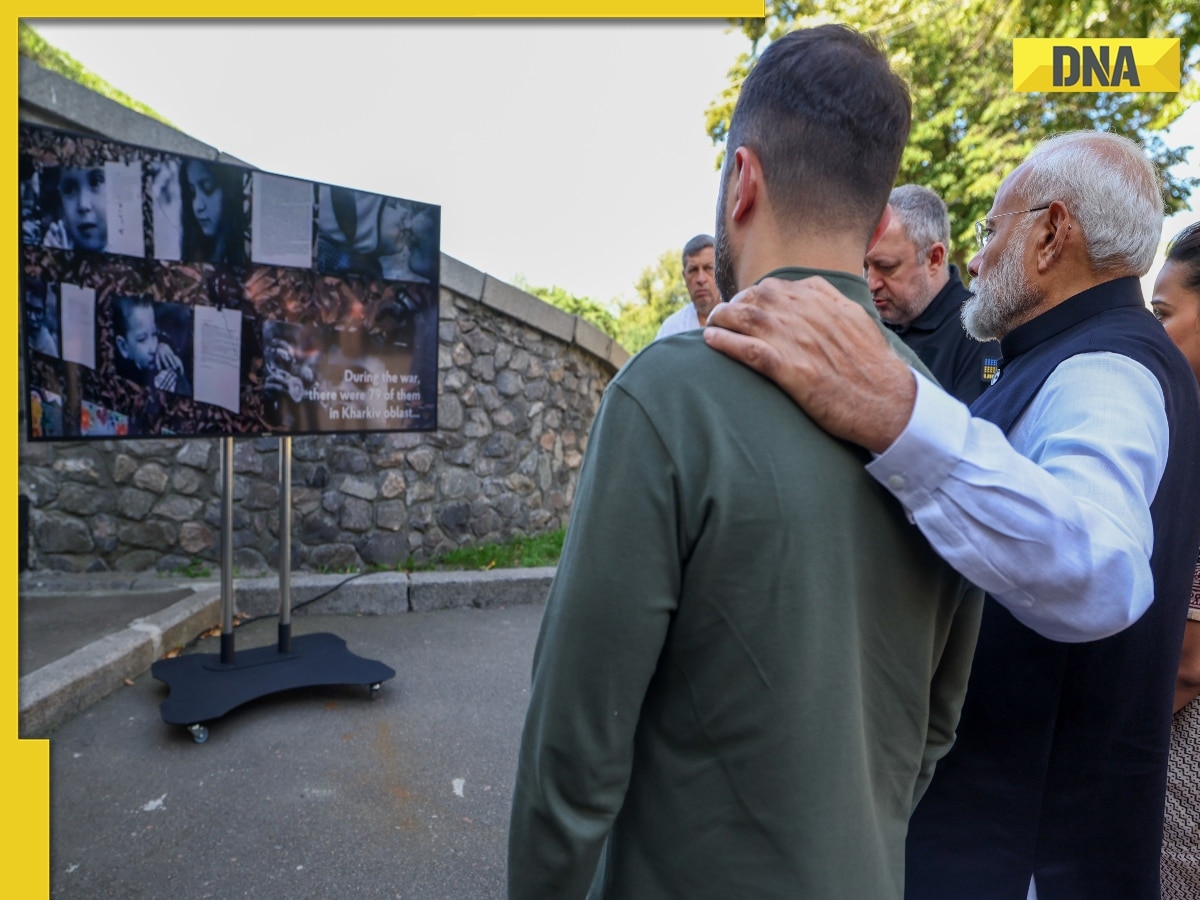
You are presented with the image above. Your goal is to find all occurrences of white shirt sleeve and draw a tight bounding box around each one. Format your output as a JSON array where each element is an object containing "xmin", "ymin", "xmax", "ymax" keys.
[
  {"xmin": 654, "ymin": 304, "xmax": 700, "ymax": 341},
  {"xmin": 866, "ymin": 353, "xmax": 1168, "ymax": 642}
]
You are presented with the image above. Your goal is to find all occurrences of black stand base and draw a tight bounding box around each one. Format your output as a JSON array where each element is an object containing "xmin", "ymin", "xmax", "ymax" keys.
[{"xmin": 151, "ymin": 632, "xmax": 396, "ymax": 742}]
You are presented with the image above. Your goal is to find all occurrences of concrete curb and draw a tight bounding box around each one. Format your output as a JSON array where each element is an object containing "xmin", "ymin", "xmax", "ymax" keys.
[
  {"xmin": 19, "ymin": 568, "xmax": 554, "ymax": 738},
  {"xmin": 411, "ymin": 567, "xmax": 556, "ymax": 612},
  {"xmin": 19, "ymin": 584, "xmax": 223, "ymax": 738}
]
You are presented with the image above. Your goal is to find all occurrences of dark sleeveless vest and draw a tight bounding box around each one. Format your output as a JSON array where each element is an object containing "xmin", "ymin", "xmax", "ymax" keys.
[{"xmin": 906, "ymin": 277, "xmax": 1200, "ymax": 900}]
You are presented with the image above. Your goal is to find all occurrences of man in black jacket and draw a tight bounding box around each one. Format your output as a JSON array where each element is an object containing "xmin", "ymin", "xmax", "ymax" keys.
[{"xmin": 866, "ymin": 183, "xmax": 999, "ymax": 403}]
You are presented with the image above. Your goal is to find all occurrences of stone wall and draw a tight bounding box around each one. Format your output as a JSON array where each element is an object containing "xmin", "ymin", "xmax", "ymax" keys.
[
  {"xmin": 17, "ymin": 59, "xmax": 630, "ymax": 574},
  {"xmin": 19, "ymin": 259, "xmax": 626, "ymax": 574}
]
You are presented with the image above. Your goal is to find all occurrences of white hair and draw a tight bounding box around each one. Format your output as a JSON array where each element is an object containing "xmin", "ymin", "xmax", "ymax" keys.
[
  {"xmin": 1015, "ymin": 131, "xmax": 1163, "ymax": 277},
  {"xmin": 889, "ymin": 184, "xmax": 950, "ymax": 259}
]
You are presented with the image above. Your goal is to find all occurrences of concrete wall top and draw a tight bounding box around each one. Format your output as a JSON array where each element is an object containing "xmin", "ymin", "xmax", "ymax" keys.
[
  {"xmin": 17, "ymin": 56, "xmax": 630, "ymax": 374},
  {"xmin": 19, "ymin": 56, "xmax": 246, "ymax": 165}
]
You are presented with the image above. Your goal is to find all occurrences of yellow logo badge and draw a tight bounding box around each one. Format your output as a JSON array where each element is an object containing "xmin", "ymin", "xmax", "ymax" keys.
[{"xmin": 1013, "ymin": 39, "xmax": 1180, "ymax": 93}]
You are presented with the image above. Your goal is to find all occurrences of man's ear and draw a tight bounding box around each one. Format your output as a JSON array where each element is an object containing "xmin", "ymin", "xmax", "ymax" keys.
[
  {"xmin": 866, "ymin": 205, "xmax": 893, "ymax": 253},
  {"xmin": 729, "ymin": 146, "xmax": 761, "ymax": 223},
  {"xmin": 926, "ymin": 241, "xmax": 947, "ymax": 270},
  {"xmin": 1036, "ymin": 200, "xmax": 1072, "ymax": 273}
]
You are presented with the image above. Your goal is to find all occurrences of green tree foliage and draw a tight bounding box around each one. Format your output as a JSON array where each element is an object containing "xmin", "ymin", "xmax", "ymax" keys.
[
  {"xmin": 512, "ymin": 276, "xmax": 621, "ymax": 340},
  {"xmin": 616, "ymin": 249, "xmax": 690, "ymax": 353},
  {"xmin": 517, "ymin": 250, "xmax": 693, "ymax": 355},
  {"xmin": 19, "ymin": 21, "xmax": 173, "ymax": 127},
  {"xmin": 707, "ymin": 1, "xmax": 1200, "ymax": 268}
]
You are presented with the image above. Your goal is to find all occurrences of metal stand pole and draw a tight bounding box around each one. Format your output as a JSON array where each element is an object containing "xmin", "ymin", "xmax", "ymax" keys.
[
  {"xmin": 278, "ymin": 436, "xmax": 292, "ymax": 655},
  {"xmin": 220, "ymin": 436, "xmax": 235, "ymax": 665},
  {"xmin": 152, "ymin": 437, "xmax": 394, "ymax": 743}
]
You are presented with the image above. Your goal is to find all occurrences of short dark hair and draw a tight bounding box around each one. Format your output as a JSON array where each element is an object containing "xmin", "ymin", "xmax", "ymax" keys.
[
  {"xmin": 682, "ymin": 234, "xmax": 714, "ymax": 267},
  {"xmin": 25, "ymin": 276, "xmax": 47, "ymax": 303},
  {"xmin": 1165, "ymin": 220, "xmax": 1200, "ymax": 295},
  {"xmin": 180, "ymin": 158, "xmax": 247, "ymax": 266},
  {"xmin": 115, "ymin": 294, "xmax": 155, "ymax": 337},
  {"xmin": 725, "ymin": 24, "xmax": 911, "ymax": 242}
]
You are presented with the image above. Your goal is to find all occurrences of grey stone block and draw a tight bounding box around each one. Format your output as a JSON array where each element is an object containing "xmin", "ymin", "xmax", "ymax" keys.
[
  {"xmin": 357, "ymin": 533, "xmax": 407, "ymax": 569},
  {"xmin": 341, "ymin": 476, "xmax": 379, "ymax": 501},
  {"xmin": 307, "ymin": 543, "xmax": 363, "ymax": 574},
  {"xmin": 341, "ymin": 497, "xmax": 373, "ymax": 532},
  {"xmin": 609, "ymin": 342, "xmax": 632, "ymax": 370},
  {"xmin": 133, "ymin": 462, "xmax": 170, "ymax": 493},
  {"xmin": 440, "ymin": 253, "xmax": 486, "ymax": 301},
  {"xmin": 53, "ymin": 455, "xmax": 103, "ymax": 484},
  {"xmin": 480, "ymin": 276, "xmax": 575, "ymax": 344},
  {"xmin": 376, "ymin": 499, "xmax": 407, "ymax": 532},
  {"xmin": 409, "ymin": 567, "xmax": 555, "ymax": 612},
  {"xmin": 35, "ymin": 512, "xmax": 94, "ymax": 553},
  {"xmin": 115, "ymin": 549, "xmax": 161, "ymax": 572},
  {"xmin": 176, "ymin": 440, "xmax": 213, "ymax": 470},
  {"xmin": 235, "ymin": 549, "xmax": 269, "ymax": 573},
  {"xmin": 573, "ymin": 318, "xmax": 614, "ymax": 362},
  {"xmin": 57, "ymin": 483, "xmax": 109, "ymax": 516}
]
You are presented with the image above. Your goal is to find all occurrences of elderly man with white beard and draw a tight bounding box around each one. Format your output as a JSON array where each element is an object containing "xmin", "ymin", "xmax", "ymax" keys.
[{"xmin": 704, "ymin": 131, "xmax": 1200, "ymax": 900}]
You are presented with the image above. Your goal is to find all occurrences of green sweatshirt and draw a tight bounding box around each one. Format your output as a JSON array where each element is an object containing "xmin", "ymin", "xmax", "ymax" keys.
[{"xmin": 508, "ymin": 268, "xmax": 983, "ymax": 899}]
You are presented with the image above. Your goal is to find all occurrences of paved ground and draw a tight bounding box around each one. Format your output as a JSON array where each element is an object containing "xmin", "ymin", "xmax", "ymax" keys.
[
  {"xmin": 20, "ymin": 585, "xmax": 195, "ymax": 676},
  {"xmin": 20, "ymin": 572, "xmax": 549, "ymax": 899}
]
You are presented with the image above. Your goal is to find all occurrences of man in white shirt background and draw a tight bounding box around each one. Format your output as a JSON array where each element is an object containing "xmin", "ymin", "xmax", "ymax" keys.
[
  {"xmin": 704, "ymin": 131, "xmax": 1200, "ymax": 900},
  {"xmin": 655, "ymin": 233, "xmax": 720, "ymax": 339}
]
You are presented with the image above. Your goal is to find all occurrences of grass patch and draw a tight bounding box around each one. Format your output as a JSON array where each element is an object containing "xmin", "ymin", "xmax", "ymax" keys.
[
  {"xmin": 166, "ymin": 533, "xmax": 566, "ymax": 579},
  {"xmin": 169, "ymin": 558, "xmax": 212, "ymax": 578},
  {"xmin": 315, "ymin": 564, "xmax": 362, "ymax": 575},
  {"xmin": 403, "ymin": 528, "xmax": 565, "ymax": 573}
]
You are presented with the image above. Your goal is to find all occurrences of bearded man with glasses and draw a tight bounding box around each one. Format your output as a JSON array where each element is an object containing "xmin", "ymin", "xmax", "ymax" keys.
[{"xmin": 705, "ymin": 131, "xmax": 1200, "ymax": 900}]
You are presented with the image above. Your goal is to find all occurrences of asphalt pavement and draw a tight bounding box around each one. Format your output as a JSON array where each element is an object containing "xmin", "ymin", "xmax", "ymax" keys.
[{"xmin": 19, "ymin": 569, "xmax": 552, "ymax": 899}]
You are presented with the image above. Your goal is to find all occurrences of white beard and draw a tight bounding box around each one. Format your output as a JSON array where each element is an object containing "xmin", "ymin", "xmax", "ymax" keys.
[{"xmin": 962, "ymin": 225, "xmax": 1041, "ymax": 341}]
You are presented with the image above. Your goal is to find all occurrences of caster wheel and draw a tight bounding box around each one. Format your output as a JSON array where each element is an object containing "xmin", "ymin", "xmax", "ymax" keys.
[
  {"xmin": 369, "ymin": 683, "xmax": 382, "ymax": 700},
  {"xmin": 188, "ymin": 724, "xmax": 209, "ymax": 744}
]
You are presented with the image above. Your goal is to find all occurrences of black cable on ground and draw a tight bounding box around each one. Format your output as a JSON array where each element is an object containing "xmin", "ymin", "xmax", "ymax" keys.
[{"xmin": 171, "ymin": 569, "xmax": 377, "ymax": 653}]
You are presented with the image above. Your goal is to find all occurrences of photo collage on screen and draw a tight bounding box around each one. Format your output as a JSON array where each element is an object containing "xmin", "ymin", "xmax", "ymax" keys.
[{"xmin": 20, "ymin": 124, "xmax": 441, "ymax": 441}]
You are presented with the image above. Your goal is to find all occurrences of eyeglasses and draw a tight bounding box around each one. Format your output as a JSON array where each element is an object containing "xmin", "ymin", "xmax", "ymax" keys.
[{"xmin": 974, "ymin": 205, "xmax": 1052, "ymax": 250}]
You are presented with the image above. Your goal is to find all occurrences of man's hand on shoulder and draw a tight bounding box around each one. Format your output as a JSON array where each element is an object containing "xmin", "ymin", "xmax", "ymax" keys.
[{"xmin": 704, "ymin": 276, "xmax": 917, "ymax": 454}]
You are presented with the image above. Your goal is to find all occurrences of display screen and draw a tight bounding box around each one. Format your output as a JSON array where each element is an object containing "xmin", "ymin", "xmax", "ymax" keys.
[{"xmin": 20, "ymin": 124, "xmax": 440, "ymax": 440}]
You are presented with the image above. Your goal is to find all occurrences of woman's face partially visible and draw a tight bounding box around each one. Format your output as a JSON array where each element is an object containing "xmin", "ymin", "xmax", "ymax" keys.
[
  {"xmin": 1152, "ymin": 259, "xmax": 1200, "ymax": 385},
  {"xmin": 186, "ymin": 161, "xmax": 224, "ymax": 238}
]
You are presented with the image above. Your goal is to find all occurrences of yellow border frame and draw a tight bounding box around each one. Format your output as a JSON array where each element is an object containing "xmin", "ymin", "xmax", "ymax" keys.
[{"xmin": 19, "ymin": 3, "xmax": 763, "ymax": 16}]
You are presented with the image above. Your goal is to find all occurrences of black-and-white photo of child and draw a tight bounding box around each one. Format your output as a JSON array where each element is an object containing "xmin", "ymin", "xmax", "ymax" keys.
[
  {"xmin": 112, "ymin": 295, "xmax": 193, "ymax": 397},
  {"xmin": 180, "ymin": 159, "xmax": 246, "ymax": 266},
  {"xmin": 25, "ymin": 278, "xmax": 60, "ymax": 359},
  {"xmin": 261, "ymin": 319, "xmax": 324, "ymax": 431},
  {"xmin": 41, "ymin": 164, "xmax": 108, "ymax": 253},
  {"xmin": 20, "ymin": 156, "xmax": 44, "ymax": 245},
  {"xmin": 375, "ymin": 198, "xmax": 439, "ymax": 284},
  {"xmin": 314, "ymin": 186, "xmax": 439, "ymax": 282}
]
